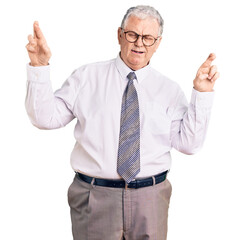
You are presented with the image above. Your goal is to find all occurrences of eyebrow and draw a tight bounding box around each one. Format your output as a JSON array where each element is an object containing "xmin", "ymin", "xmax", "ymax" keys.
[{"xmin": 123, "ymin": 29, "xmax": 158, "ymax": 38}]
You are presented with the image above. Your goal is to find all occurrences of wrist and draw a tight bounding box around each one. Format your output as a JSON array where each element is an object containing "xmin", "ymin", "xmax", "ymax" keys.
[
  {"xmin": 193, "ymin": 86, "xmax": 214, "ymax": 92},
  {"xmin": 30, "ymin": 62, "xmax": 49, "ymax": 67}
]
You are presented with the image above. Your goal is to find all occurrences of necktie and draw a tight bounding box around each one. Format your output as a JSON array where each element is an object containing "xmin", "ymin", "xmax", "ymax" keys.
[{"xmin": 117, "ymin": 72, "xmax": 140, "ymax": 183}]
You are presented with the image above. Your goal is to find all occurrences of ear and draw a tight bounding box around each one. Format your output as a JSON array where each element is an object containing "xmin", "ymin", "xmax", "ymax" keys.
[
  {"xmin": 118, "ymin": 27, "xmax": 122, "ymax": 44},
  {"xmin": 154, "ymin": 36, "xmax": 162, "ymax": 52}
]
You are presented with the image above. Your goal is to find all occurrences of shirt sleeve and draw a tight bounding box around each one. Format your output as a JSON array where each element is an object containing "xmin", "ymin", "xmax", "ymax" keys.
[
  {"xmin": 170, "ymin": 88, "xmax": 215, "ymax": 154},
  {"xmin": 25, "ymin": 64, "xmax": 77, "ymax": 129}
]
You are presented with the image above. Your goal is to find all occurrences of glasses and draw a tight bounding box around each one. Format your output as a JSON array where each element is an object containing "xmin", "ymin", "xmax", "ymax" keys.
[{"xmin": 122, "ymin": 29, "xmax": 160, "ymax": 47}]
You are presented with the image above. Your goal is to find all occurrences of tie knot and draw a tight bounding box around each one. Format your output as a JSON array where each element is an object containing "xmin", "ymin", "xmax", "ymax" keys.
[{"xmin": 127, "ymin": 72, "xmax": 136, "ymax": 81}]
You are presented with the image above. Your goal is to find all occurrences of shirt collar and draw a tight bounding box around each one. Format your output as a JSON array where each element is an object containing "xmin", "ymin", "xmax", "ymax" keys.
[{"xmin": 115, "ymin": 53, "xmax": 151, "ymax": 83}]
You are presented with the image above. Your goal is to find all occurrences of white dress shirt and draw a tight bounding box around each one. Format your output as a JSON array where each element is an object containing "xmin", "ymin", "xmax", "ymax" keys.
[{"xmin": 25, "ymin": 54, "xmax": 214, "ymax": 179}]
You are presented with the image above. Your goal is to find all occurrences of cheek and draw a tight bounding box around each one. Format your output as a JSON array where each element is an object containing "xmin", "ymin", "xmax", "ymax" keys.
[
  {"xmin": 121, "ymin": 42, "xmax": 131, "ymax": 54},
  {"xmin": 144, "ymin": 49, "xmax": 155, "ymax": 59}
]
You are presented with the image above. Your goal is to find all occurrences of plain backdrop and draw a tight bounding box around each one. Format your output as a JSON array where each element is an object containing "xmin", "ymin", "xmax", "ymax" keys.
[{"xmin": 0, "ymin": 0, "xmax": 244, "ymax": 239}]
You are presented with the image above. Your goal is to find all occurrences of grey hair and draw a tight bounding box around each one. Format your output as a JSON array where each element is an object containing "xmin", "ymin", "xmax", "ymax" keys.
[{"xmin": 121, "ymin": 5, "xmax": 164, "ymax": 36}]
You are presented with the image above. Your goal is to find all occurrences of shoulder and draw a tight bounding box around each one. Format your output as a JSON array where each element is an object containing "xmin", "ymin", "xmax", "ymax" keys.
[
  {"xmin": 65, "ymin": 58, "xmax": 116, "ymax": 90},
  {"xmin": 149, "ymin": 66, "xmax": 182, "ymax": 91},
  {"xmin": 76, "ymin": 58, "xmax": 116, "ymax": 75}
]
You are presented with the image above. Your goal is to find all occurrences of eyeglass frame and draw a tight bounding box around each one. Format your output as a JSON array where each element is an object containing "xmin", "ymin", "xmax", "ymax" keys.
[{"xmin": 121, "ymin": 28, "xmax": 161, "ymax": 47}]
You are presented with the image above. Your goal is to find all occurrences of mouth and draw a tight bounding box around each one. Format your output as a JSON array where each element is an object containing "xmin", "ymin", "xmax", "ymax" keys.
[{"xmin": 131, "ymin": 49, "xmax": 144, "ymax": 55}]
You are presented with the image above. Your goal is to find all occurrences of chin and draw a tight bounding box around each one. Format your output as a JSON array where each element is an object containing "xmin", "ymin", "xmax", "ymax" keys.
[
  {"xmin": 132, "ymin": 62, "xmax": 147, "ymax": 70},
  {"xmin": 128, "ymin": 58, "xmax": 143, "ymax": 67},
  {"xmin": 129, "ymin": 64, "xmax": 143, "ymax": 71}
]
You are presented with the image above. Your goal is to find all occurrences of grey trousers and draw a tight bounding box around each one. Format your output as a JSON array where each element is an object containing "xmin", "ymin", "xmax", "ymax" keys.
[{"xmin": 68, "ymin": 174, "xmax": 172, "ymax": 240}]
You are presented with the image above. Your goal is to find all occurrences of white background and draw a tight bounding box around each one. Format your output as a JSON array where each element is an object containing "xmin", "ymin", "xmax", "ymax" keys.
[{"xmin": 0, "ymin": 0, "xmax": 243, "ymax": 239}]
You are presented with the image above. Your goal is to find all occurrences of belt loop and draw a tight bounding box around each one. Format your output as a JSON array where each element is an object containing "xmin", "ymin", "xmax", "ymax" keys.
[
  {"xmin": 91, "ymin": 178, "xmax": 95, "ymax": 186},
  {"xmin": 152, "ymin": 176, "xmax": 156, "ymax": 186},
  {"xmin": 125, "ymin": 182, "xmax": 128, "ymax": 190}
]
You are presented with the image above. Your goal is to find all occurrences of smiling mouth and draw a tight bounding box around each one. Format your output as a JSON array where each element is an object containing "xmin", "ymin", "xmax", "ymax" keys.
[{"xmin": 131, "ymin": 49, "xmax": 144, "ymax": 54}]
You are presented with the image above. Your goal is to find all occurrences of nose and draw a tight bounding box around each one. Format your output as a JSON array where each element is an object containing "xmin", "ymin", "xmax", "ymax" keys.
[{"xmin": 134, "ymin": 35, "xmax": 144, "ymax": 47}]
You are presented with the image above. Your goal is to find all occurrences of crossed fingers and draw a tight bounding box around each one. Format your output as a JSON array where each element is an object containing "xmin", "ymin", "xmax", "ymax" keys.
[
  {"xmin": 197, "ymin": 53, "xmax": 220, "ymax": 83},
  {"xmin": 26, "ymin": 21, "xmax": 47, "ymax": 53}
]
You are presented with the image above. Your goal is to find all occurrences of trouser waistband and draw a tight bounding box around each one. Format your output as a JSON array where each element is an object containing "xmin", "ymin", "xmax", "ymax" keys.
[{"xmin": 76, "ymin": 170, "xmax": 168, "ymax": 189}]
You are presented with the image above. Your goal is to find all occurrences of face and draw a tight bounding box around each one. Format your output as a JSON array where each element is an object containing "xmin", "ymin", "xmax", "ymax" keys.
[{"xmin": 118, "ymin": 15, "xmax": 162, "ymax": 71}]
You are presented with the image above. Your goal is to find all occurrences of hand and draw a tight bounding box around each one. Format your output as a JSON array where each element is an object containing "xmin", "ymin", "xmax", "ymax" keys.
[
  {"xmin": 26, "ymin": 21, "xmax": 51, "ymax": 66},
  {"xmin": 193, "ymin": 53, "xmax": 220, "ymax": 92}
]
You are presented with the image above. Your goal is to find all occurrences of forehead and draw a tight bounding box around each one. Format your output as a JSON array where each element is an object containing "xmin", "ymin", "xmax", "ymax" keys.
[{"xmin": 124, "ymin": 15, "xmax": 159, "ymax": 35}]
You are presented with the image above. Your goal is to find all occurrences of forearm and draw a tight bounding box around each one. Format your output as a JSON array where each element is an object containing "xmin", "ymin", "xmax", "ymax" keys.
[
  {"xmin": 25, "ymin": 64, "xmax": 74, "ymax": 129},
  {"xmin": 170, "ymin": 88, "xmax": 214, "ymax": 154}
]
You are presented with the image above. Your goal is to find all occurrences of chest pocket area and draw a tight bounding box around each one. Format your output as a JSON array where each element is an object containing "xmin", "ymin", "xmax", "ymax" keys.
[{"xmin": 144, "ymin": 102, "xmax": 171, "ymax": 135}]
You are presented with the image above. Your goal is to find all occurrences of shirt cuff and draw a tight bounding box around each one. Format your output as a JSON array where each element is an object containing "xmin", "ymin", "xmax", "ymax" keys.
[
  {"xmin": 26, "ymin": 63, "xmax": 50, "ymax": 83},
  {"xmin": 190, "ymin": 88, "xmax": 215, "ymax": 109}
]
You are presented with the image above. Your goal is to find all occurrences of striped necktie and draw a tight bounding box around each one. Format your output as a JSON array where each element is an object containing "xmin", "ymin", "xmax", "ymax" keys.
[{"xmin": 117, "ymin": 72, "xmax": 140, "ymax": 183}]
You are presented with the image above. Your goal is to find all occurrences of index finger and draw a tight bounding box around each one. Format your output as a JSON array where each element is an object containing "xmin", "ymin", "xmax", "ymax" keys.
[
  {"xmin": 33, "ymin": 21, "xmax": 46, "ymax": 41},
  {"xmin": 200, "ymin": 53, "xmax": 216, "ymax": 68}
]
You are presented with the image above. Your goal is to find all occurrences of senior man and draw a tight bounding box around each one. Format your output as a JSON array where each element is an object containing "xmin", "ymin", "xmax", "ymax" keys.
[{"xmin": 25, "ymin": 5, "xmax": 219, "ymax": 240}]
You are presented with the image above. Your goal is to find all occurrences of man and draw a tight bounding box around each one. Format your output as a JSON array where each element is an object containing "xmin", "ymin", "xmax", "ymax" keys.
[{"xmin": 25, "ymin": 5, "xmax": 219, "ymax": 240}]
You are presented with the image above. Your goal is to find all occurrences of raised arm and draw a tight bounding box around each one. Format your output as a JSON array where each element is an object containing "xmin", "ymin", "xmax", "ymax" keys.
[
  {"xmin": 170, "ymin": 53, "xmax": 219, "ymax": 154},
  {"xmin": 25, "ymin": 22, "xmax": 75, "ymax": 130}
]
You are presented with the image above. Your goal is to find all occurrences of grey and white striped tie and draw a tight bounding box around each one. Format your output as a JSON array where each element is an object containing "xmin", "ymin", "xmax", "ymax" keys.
[{"xmin": 117, "ymin": 72, "xmax": 140, "ymax": 183}]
